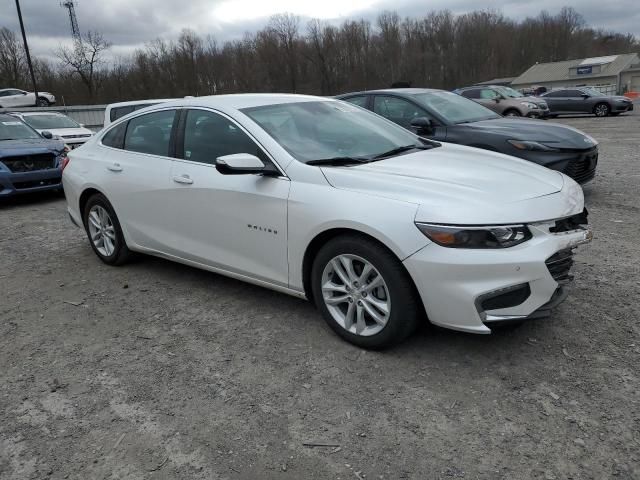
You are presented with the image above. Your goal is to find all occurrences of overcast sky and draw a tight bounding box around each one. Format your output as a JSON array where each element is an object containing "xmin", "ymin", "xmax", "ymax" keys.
[{"xmin": 1, "ymin": 0, "xmax": 638, "ymax": 61}]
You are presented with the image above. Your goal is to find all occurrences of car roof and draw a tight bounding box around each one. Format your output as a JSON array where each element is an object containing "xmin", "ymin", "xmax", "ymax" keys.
[
  {"xmin": 337, "ymin": 88, "xmax": 446, "ymax": 97},
  {"xmin": 106, "ymin": 99, "xmax": 178, "ymax": 109},
  {"xmin": 0, "ymin": 113, "xmax": 23, "ymax": 121},
  {"xmin": 10, "ymin": 111, "xmax": 64, "ymax": 117},
  {"xmin": 136, "ymin": 94, "xmax": 334, "ymax": 111}
]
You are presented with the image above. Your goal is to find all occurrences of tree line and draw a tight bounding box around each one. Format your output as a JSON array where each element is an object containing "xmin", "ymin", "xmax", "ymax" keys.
[{"xmin": 1, "ymin": 7, "xmax": 638, "ymax": 105}]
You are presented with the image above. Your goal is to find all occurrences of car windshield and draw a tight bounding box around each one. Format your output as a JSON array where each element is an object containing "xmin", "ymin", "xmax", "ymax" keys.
[
  {"xmin": 494, "ymin": 86, "xmax": 524, "ymax": 98},
  {"xmin": 412, "ymin": 91, "xmax": 500, "ymax": 124},
  {"xmin": 0, "ymin": 118, "xmax": 41, "ymax": 141},
  {"xmin": 241, "ymin": 100, "xmax": 425, "ymax": 163},
  {"xmin": 23, "ymin": 114, "xmax": 79, "ymax": 129},
  {"xmin": 582, "ymin": 87, "xmax": 604, "ymax": 97}
]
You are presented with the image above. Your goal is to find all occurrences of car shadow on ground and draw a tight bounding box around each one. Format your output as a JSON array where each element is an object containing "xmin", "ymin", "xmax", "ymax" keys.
[{"xmin": 119, "ymin": 250, "xmax": 548, "ymax": 361}]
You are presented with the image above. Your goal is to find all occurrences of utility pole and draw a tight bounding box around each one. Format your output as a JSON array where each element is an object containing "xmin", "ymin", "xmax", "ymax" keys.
[{"xmin": 14, "ymin": 0, "xmax": 39, "ymax": 106}]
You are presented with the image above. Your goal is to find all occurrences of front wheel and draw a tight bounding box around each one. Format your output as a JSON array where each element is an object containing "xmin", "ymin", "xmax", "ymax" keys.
[
  {"xmin": 83, "ymin": 193, "xmax": 131, "ymax": 265},
  {"xmin": 36, "ymin": 97, "xmax": 50, "ymax": 107},
  {"xmin": 503, "ymin": 109, "xmax": 521, "ymax": 117},
  {"xmin": 594, "ymin": 103, "xmax": 610, "ymax": 117},
  {"xmin": 311, "ymin": 235, "xmax": 420, "ymax": 349}
]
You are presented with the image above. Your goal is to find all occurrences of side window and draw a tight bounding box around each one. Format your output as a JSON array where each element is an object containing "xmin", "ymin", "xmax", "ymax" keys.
[
  {"xmin": 110, "ymin": 106, "xmax": 135, "ymax": 122},
  {"xmin": 182, "ymin": 109, "xmax": 266, "ymax": 165},
  {"xmin": 124, "ymin": 109, "xmax": 176, "ymax": 156},
  {"xmin": 566, "ymin": 90, "xmax": 584, "ymax": 97},
  {"xmin": 342, "ymin": 96, "xmax": 368, "ymax": 108},
  {"xmin": 460, "ymin": 89, "xmax": 480, "ymax": 99},
  {"xmin": 372, "ymin": 96, "xmax": 428, "ymax": 129},
  {"xmin": 101, "ymin": 122, "xmax": 127, "ymax": 149},
  {"xmin": 0, "ymin": 91, "xmax": 9, "ymax": 97},
  {"xmin": 480, "ymin": 89, "xmax": 499, "ymax": 99}
]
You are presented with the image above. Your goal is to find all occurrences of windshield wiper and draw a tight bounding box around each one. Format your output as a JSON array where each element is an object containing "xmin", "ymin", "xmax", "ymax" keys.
[
  {"xmin": 306, "ymin": 156, "xmax": 370, "ymax": 166},
  {"xmin": 372, "ymin": 144, "xmax": 432, "ymax": 160}
]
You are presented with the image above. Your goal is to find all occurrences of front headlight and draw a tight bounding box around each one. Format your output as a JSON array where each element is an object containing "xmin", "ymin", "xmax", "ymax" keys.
[
  {"xmin": 415, "ymin": 223, "xmax": 532, "ymax": 248},
  {"xmin": 507, "ymin": 139, "xmax": 559, "ymax": 151},
  {"xmin": 521, "ymin": 101, "xmax": 539, "ymax": 109}
]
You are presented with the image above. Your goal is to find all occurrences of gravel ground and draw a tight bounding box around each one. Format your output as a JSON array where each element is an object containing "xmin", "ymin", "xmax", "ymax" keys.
[{"xmin": 1, "ymin": 110, "xmax": 639, "ymax": 480}]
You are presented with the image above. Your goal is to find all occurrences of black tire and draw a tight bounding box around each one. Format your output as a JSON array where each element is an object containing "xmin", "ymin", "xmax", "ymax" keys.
[
  {"xmin": 311, "ymin": 234, "xmax": 421, "ymax": 349},
  {"xmin": 36, "ymin": 97, "xmax": 50, "ymax": 107},
  {"xmin": 593, "ymin": 103, "xmax": 610, "ymax": 117},
  {"xmin": 82, "ymin": 193, "xmax": 131, "ymax": 265},
  {"xmin": 503, "ymin": 109, "xmax": 521, "ymax": 117}
]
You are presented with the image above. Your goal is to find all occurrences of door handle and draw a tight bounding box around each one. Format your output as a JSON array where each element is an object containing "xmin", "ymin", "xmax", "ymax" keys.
[
  {"xmin": 173, "ymin": 174, "xmax": 193, "ymax": 185},
  {"xmin": 107, "ymin": 163, "xmax": 122, "ymax": 172}
]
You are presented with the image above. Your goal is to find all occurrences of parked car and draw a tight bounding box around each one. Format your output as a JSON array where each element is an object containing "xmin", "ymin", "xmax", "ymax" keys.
[
  {"xmin": 0, "ymin": 88, "xmax": 56, "ymax": 107},
  {"xmin": 454, "ymin": 85, "xmax": 550, "ymax": 118},
  {"xmin": 337, "ymin": 89, "xmax": 598, "ymax": 184},
  {"xmin": 540, "ymin": 87, "xmax": 634, "ymax": 117},
  {"xmin": 10, "ymin": 112, "xmax": 92, "ymax": 149},
  {"xmin": 104, "ymin": 99, "xmax": 177, "ymax": 127},
  {"xmin": 0, "ymin": 113, "xmax": 68, "ymax": 197},
  {"xmin": 63, "ymin": 94, "xmax": 592, "ymax": 348}
]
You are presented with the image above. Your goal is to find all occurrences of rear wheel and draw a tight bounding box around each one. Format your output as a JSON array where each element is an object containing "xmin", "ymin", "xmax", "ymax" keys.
[
  {"xmin": 82, "ymin": 193, "xmax": 131, "ymax": 265},
  {"xmin": 503, "ymin": 109, "xmax": 521, "ymax": 117},
  {"xmin": 311, "ymin": 235, "xmax": 420, "ymax": 349},
  {"xmin": 593, "ymin": 103, "xmax": 610, "ymax": 117}
]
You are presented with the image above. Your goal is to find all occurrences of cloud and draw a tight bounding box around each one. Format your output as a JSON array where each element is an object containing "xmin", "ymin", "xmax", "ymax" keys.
[{"xmin": 1, "ymin": 0, "xmax": 637, "ymax": 61}]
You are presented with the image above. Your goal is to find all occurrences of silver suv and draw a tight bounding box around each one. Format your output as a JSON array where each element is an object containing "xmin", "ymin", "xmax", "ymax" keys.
[{"xmin": 455, "ymin": 85, "xmax": 550, "ymax": 118}]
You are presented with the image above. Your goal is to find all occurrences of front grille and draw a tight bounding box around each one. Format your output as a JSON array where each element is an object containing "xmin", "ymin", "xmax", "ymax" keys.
[
  {"xmin": 546, "ymin": 249, "xmax": 574, "ymax": 284},
  {"xmin": 61, "ymin": 134, "xmax": 91, "ymax": 139},
  {"xmin": 13, "ymin": 177, "xmax": 61, "ymax": 189},
  {"xmin": 563, "ymin": 150, "xmax": 598, "ymax": 183},
  {"xmin": 1, "ymin": 154, "xmax": 57, "ymax": 173}
]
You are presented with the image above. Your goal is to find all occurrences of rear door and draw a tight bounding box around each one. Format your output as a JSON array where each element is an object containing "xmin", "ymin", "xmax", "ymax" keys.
[
  {"xmin": 167, "ymin": 108, "xmax": 290, "ymax": 286},
  {"xmin": 97, "ymin": 108, "xmax": 178, "ymax": 252}
]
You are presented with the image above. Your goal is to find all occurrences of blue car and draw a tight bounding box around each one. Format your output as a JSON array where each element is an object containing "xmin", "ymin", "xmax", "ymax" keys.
[{"xmin": 0, "ymin": 113, "xmax": 68, "ymax": 197}]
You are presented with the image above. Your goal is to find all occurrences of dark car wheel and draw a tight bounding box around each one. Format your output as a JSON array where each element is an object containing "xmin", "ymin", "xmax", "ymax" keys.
[
  {"xmin": 503, "ymin": 109, "xmax": 521, "ymax": 117},
  {"xmin": 311, "ymin": 234, "xmax": 420, "ymax": 349},
  {"xmin": 82, "ymin": 193, "xmax": 131, "ymax": 266},
  {"xmin": 36, "ymin": 97, "xmax": 50, "ymax": 107},
  {"xmin": 594, "ymin": 103, "xmax": 610, "ymax": 117}
]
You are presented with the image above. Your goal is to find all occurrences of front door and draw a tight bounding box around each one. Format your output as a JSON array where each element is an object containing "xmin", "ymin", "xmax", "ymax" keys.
[{"xmin": 167, "ymin": 108, "xmax": 291, "ymax": 286}]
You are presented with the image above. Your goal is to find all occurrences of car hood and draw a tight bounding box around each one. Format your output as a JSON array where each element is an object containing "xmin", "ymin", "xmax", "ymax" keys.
[
  {"xmin": 458, "ymin": 117, "xmax": 597, "ymax": 149},
  {"xmin": 34, "ymin": 127, "xmax": 93, "ymax": 138},
  {"xmin": 0, "ymin": 138, "xmax": 65, "ymax": 157},
  {"xmin": 321, "ymin": 143, "xmax": 584, "ymax": 224}
]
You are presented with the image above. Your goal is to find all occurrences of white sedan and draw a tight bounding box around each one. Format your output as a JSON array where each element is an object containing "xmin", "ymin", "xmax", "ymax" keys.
[
  {"xmin": 0, "ymin": 88, "xmax": 56, "ymax": 107},
  {"xmin": 62, "ymin": 94, "xmax": 592, "ymax": 348},
  {"xmin": 10, "ymin": 112, "xmax": 93, "ymax": 148}
]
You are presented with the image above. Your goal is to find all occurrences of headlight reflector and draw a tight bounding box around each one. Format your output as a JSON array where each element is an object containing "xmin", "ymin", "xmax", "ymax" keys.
[{"xmin": 415, "ymin": 223, "xmax": 532, "ymax": 248}]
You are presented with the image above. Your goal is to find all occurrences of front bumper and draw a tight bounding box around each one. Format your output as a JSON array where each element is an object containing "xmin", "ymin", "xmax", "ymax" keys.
[
  {"xmin": 0, "ymin": 168, "xmax": 62, "ymax": 197},
  {"xmin": 403, "ymin": 222, "xmax": 591, "ymax": 334},
  {"xmin": 514, "ymin": 147, "xmax": 598, "ymax": 184},
  {"xmin": 613, "ymin": 102, "xmax": 633, "ymax": 112}
]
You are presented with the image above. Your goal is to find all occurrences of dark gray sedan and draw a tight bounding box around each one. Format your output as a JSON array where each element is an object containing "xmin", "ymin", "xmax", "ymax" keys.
[
  {"xmin": 337, "ymin": 88, "xmax": 599, "ymax": 184},
  {"xmin": 541, "ymin": 87, "xmax": 634, "ymax": 117}
]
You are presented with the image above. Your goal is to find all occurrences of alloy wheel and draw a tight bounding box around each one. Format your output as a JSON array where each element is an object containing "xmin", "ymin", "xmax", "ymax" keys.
[
  {"xmin": 594, "ymin": 104, "xmax": 609, "ymax": 117},
  {"xmin": 87, "ymin": 205, "xmax": 117, "ymax": 256},
  {"xmin": 321, "ymin": 254, "xmax": 391, "ymax": 336}
]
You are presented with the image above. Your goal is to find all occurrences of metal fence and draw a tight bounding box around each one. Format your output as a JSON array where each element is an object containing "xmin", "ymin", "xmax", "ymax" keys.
[{"xmin": 0, "ymin": 104, "xmax": 107, "ymax": 131}]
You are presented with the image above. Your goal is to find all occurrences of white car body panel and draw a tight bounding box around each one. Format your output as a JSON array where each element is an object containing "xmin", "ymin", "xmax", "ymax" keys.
[
  {"xmin": 63, "ymin": 94, "xmax": 590, "ymax": 335},
  {"xmin": 0, "ymin": 89, "xmax": 55, "ymax": 107}
]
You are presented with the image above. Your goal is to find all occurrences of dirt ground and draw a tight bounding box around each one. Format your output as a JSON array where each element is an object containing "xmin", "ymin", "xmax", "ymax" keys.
[{"xmin": 1, "ymin": 109, "xmax": 639, "ymax": 480}]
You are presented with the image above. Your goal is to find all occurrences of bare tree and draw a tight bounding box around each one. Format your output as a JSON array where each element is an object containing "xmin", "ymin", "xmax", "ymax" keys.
[
  {"xmin": 56, "ymin": 31, "xmax": 111, "ymax": 100},
  {"xmin": 0, "ymin": 27, "xmax": 26, "ymax": 86},
  {"xmin": 268, "ymin": 13, "xmax": 301, "ymax": 92}
]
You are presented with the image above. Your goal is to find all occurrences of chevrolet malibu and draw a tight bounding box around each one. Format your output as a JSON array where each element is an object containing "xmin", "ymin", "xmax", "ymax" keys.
[{"xmin": 62, "ymin": 94, "xmax": 592, "ymax": 348}]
